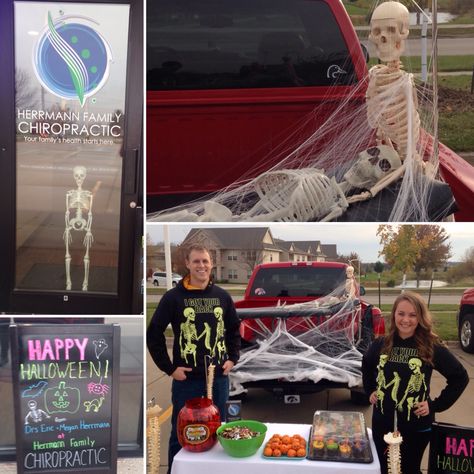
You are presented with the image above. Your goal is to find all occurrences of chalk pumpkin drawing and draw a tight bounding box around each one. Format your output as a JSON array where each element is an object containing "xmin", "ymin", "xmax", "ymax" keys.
[{"xmin": 44, "ymin": 381, "xmax": 80, "ymax": 414}]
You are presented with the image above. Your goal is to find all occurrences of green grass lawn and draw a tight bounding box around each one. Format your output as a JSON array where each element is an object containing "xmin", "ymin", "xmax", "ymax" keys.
[
  {"xmin": 367, "ymin": 55, "xmax": 474, "ymax": 73},
  {"xmin": 439, "ymin": 111, "xmax": 474, "ymax": 151},
  {"xmin": 147, "ymin": 303, "xmax": 459, "ymax": 341}
]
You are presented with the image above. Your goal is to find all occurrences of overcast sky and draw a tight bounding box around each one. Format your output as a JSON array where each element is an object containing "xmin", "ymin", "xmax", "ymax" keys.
[{"xmin": 146, "ymin": 223, "xmax": 474, "ymax": 263}]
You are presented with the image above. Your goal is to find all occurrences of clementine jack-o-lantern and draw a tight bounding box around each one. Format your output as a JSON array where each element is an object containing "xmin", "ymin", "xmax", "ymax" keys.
[{"xmin": 44, "ymin": 381, "xmax": 80, "ymax": 414}]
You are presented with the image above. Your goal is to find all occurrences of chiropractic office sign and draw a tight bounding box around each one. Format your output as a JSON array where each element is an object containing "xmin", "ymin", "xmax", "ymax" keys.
[
  {"xmin": 10, "ymin": 324, "xmax": 120, "ymax": 473},
  {"xmin": 16, "ymin": 6, "xmax": 124, "ymax": 145}
]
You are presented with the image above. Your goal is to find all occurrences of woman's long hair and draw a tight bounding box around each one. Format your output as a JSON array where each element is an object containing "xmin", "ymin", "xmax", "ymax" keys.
[{"xmin": 382, "ymin": 291, "xmax": 442, "ymax": 365}]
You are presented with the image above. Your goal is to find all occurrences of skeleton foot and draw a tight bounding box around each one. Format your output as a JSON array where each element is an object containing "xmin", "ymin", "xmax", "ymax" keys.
[{"xmin": 65, "ymin": 256, "xmax": 72, "ymax": 291}]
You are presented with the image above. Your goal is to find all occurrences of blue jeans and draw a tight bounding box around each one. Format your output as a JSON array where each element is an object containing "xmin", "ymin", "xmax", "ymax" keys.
[{"xmin": 168, "ymin": 376, "xmax": 229, "ymax": 474}]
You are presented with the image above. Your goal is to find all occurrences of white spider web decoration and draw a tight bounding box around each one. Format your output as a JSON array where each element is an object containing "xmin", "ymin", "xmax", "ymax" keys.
[
  {"xmin": 148, "ymin": 1, "xmax": 456, "ymax": 223},
  {"xmin": 230, "ymin": 285, "xmax": 374, "ymax": 396}
]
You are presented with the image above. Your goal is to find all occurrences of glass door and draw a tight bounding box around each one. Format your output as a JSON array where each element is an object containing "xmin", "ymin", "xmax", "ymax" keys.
[{"xmin": 0, "ymin": 0, "xmax": 143, "ymax": 314}]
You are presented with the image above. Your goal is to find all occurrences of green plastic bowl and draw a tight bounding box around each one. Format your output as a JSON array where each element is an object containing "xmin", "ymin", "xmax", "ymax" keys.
[{"xmin": 217, "ymin": 420, "xmax": 267, "ymax": 458}]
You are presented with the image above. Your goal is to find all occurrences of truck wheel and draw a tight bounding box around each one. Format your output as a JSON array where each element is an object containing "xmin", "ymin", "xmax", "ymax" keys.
[
  {"xmin": 153, "ymin": 280, "xmax": 158, "ymax": 286},
  {"xmin": 459, "ymin": 313, "xmax": 474, "ymax": 353},
  {"xmin": 350, "ymin": 390, "xmax": 370, "ymax": 406}
]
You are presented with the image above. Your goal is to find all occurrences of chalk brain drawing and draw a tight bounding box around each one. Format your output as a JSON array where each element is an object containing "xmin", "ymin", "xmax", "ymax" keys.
[{"xmin": 33, "ymin": 11, "xmax": 112, "ymax": 106}]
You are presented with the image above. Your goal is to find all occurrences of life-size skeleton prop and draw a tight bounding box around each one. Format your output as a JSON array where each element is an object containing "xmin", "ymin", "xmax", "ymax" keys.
[
  {"xmin": 64, "ymin": 166, "xmax": 94, "ymax": 291},
  {"xmin": 149, "ymin": 1, "xmax": 442, "ymax": 223}
]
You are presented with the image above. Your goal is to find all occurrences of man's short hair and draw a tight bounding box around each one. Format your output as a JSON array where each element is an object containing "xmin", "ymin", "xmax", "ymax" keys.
[{"xmin": 185, "ymin": 243, "xmax": 211, "ymax": 261}]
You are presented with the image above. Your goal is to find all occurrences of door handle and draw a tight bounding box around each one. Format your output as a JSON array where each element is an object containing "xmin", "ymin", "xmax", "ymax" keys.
[{"xmin": 124, "ymin": 147, "xmax": 140, "ymax": 195}]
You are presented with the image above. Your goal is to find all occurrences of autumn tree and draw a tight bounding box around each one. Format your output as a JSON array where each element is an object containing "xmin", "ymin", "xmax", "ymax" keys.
[{"xmin": 377, "ymin": 225, "xmax": 451, "ymax": 287}]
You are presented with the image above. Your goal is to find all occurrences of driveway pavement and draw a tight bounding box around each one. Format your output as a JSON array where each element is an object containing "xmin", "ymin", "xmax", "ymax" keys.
[{"xmin": 147, "ymin": 341, "xmax": 474, "ymax": 474}]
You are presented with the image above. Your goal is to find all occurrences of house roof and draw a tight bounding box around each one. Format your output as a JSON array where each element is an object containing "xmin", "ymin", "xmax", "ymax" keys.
[
  {"xmin": 183, "ymin": 229, "xmax": 338, "ymax": 257},
  {"xmin": 321, "ymin": 244, "xmax": 338, "ymax": 259},
  {"xmin": 184, "ymin": 227, "xmax": 281, "ymax": 251}
]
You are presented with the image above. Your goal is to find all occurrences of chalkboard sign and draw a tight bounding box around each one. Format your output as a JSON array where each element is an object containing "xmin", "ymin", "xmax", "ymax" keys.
[
  {"xmin": 10, "ymin": 324, "xmax": 120, "ymax": 473},
  {"xmin": 428, "ymin": 422, "xmax": 474, "ymax": 474}
]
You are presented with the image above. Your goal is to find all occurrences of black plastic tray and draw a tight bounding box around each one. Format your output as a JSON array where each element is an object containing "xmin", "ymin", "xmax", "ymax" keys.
[{"xmin": 306, "ymin": 410, "xmax": 373, "ymax": 463}]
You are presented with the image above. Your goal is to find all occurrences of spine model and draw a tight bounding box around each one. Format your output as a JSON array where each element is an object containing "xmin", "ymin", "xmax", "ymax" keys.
[
  {"xmin": 207, "ymin": 363, "xmax": 215, "ymax": 400},
  {"xmin": 383, "ymin": 431, "xmax": 403, "ymax": 474}
]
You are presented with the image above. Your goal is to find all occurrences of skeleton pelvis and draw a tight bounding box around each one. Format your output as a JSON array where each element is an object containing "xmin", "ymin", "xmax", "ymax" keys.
[{"xmin": 69, "ymin": 217, "xmax": 87, "ymax": 231}]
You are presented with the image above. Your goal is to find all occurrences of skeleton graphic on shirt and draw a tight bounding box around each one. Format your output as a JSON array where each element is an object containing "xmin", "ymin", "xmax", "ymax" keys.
[
  {"xmin": 179, "ymin": 307, "xmax": 211, "ymax": 366},
  {"xmin": 212, "ymin": 306, "xmax": 227, "ymax": 362},
  {"xmin": 376, "ymin": 354, "xmax": 401, "ymax": 414},
  {"xmin": 397, "ymin": 357, "xmax": 427, "ymax": 420}
]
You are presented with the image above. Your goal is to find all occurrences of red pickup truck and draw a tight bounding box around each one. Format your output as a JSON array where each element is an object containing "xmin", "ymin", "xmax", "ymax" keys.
[
  {"xmin": 147, "ymin": 0, "xmax": 474, "ymax": 220},
  {"xmin": 458, "ymin": 288, "xmax": 474, "ymax": 353},
  {"xmin": 230, "ymin": 261, "xmax": 384, "ymax": 402}
]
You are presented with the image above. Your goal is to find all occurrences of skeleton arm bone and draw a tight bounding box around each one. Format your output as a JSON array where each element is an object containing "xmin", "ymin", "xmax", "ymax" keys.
[
  {"xmin": 83, "ymin": 193, "xmax": 94, "ymax": 247},
  {"xmin": 63, "ymin": 193, "xmax": 72, "ymax": 244},
  {"xmin": 346, "ymin": 164, "xmax": 406, "ymax": 204}
]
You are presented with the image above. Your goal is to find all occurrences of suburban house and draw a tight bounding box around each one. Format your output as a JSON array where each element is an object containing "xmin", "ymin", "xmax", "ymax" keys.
[{"xmin": 174, "ymin": 227, "xmax": 339, "ymax": 283}]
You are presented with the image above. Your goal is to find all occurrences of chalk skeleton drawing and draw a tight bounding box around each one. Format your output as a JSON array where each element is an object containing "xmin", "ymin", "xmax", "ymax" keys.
[{"xmin": 25, "ymin": 400, "xmax": 50, "ymax": 424}]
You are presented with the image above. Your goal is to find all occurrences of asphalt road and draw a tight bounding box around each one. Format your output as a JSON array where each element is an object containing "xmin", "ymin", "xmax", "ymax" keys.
[
  {"xmin": 364, "ymin": 37, "xmax": 474, "ymax": 57},
  {"xmin": 147, "ymin": 288, "xmax": 465, "ymax": 306}
]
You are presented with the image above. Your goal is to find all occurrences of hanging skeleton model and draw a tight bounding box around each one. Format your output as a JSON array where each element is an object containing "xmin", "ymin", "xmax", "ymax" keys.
[{"xmin": 64, "ymin": 166, "xmax": 94, "ymax": 291}]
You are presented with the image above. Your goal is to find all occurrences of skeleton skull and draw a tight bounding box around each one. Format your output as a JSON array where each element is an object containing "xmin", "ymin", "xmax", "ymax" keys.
[
  {"xmin": 183, "ymin": 307, "xmax": 196, "ymax": 321},
  {"xmin": 344, "ymin": 145, "xmax": 402, "ymax": 190},
  {"xmin": 214, "ymin": 307, "xmax": 223, "ymax": 319},
  {"xmin": 73, "ymin": 166, "xmax": 87, "ymax": 188},
  {"xmin": 369, "ymin": 1, "xmax": 410, "ymax": 63},
  {"xmin": 408, "ymin": 357, "xmax": 422, "ymax": 371}
]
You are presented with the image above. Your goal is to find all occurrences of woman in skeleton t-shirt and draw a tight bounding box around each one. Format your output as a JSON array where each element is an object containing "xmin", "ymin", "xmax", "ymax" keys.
[{"xmin": 362, "ymin": 291, "xmax": 468, "ymax": 474}]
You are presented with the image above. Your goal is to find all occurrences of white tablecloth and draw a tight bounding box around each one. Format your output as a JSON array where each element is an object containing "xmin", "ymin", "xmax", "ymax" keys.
[{"xmin": 172, "ymin": 422, "xmax": 381, "ymax": 474}]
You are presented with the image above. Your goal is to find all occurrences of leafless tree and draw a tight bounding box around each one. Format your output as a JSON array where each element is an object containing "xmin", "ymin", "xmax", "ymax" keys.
[{"xmin": 15, "ymin": 69, "xmax": 39, "ymax": 110}]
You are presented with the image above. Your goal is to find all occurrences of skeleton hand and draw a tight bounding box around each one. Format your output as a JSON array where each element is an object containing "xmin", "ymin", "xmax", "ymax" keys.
[
  {"xmin": 83, "ymin": 231, "xmax": 94, "ymax": 247},
  {"xmin": 63, "ymin": 229, "xmax": 72, "ymax": 244}
]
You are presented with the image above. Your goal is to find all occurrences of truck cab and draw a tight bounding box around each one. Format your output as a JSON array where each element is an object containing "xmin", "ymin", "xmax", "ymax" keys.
[{"xmin": 147, "ymin": 0, "xmax": 368, "ymax": 211}]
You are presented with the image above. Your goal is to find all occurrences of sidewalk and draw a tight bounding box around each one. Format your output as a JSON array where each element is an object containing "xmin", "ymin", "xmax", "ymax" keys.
[{"xmin": 0, "ymin": 457, "xmax": 144, "ymax": 473}]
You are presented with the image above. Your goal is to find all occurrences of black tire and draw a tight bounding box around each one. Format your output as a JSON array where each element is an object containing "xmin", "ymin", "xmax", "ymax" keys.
[
  {"xmin": 350, "ymin": 389, "xmax": 370, "ymax": 406},
  {"xmin": 459, "ymin": 313, "xmax": 474, "ymax": 353},
  {"xmin": 172, "ymin": 282, "xmax": 177, "ymax": 287},
  {"xmin": 153, "ymin": 280, "xmax": 158, "ymax": 286}
]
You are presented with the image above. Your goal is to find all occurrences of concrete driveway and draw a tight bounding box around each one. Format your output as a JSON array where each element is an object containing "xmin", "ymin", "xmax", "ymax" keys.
[{"xmin": 147, "ymin": 341, "xmax": 474, "ymax": 474}]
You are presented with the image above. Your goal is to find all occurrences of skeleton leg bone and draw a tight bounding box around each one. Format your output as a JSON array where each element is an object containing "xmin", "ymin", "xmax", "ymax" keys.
[
  {"xmin": 82, "ymin": 235, "xmax": 92, "ymax": 291},
  {"xmin": 64, "ymin": 227, "xmax": 72, "ymax": 290}
]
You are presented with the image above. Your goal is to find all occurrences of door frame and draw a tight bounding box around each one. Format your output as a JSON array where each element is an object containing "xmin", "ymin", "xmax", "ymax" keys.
[{"xmin": 0, "ymin": 0, "xmax": 143, "ymax": 314}]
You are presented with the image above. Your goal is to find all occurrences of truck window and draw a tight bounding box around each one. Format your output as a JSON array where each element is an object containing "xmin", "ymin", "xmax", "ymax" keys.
[
  {"xmin": 250, "ymin": 266, "xmax": 346, "ymax": 297},
  {"xmin": 148, "ymin": 0, "xmax": 356, "ymax": 91}
]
